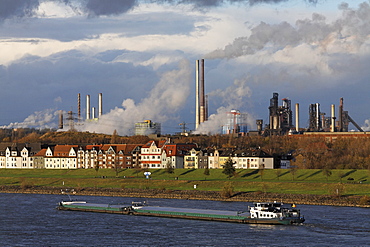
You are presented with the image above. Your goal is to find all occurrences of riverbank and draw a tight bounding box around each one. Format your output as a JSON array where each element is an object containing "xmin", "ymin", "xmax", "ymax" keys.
[{"xmin": 1, "ymin": 185, "xmax": 369, "ymax": 208}]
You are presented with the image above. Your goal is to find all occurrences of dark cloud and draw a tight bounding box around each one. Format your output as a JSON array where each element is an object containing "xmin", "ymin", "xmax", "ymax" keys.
[
  {"xmin": 0, "ymin": 0, "xmax": 39, "ymax": 20},
  {"xmin": 159, "ymin": 0, "xmax": 319, "ymax": 7},
  {"xmin": 84, "ymin": 0, "xmax": 138, "ymax": 16},
  {"xmin": 0, "ymin": 0, "xmax": 320, "ymax": 20}
]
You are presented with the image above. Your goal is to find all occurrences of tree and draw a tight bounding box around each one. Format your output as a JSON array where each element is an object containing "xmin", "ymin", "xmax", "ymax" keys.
[
  {"xmin": 165, "ymin": 161, "xmax": 174, "ymax": 174},
  {"xmin": 203, "ymin": 167, "xmax": 210, "ymax": 180},
  {"xmin": 111, "ymin": 130, "xmax": 118, "ymax": 144},
  {"xmin": 133, "ymin": 166, "xmax": 142, "ymax": 177},
  {"xmin": 275, "ymin": 169, "xmax": 282, "ymax": 181},
  {"xmin": 94, "ymin": 164, "xmax": 99, "ymax": 176},
  {"xmin": 290, "ymin": 166, "xmax": 298, "ymax": 181},
  {"xmin": 322, "ymin": 168, "xmax": 332, "ymax": 182},
  {"xmin": 258, "ymin": 164, "xmax": 265, "ymax": 181},
  {"xmin": 220, "ymin": 182, "xmax": 234, "ymax": 198},
  {"xmin": 114, "ymin": 165, "xmax": 123, "ymax": 177},
  {"xmin": 222, "ymin": 158, "xmax": 236, "ymax": 178}
]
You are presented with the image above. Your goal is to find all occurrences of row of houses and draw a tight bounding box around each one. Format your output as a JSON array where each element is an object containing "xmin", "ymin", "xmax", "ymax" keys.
[{"xmin": 0, "ymin": 140, "xmax": 290, "ymax": 170}]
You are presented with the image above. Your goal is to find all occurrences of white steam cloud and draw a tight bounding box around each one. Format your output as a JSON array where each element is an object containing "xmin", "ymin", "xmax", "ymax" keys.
[
  {"xmin": 1, "ymin": 108, "xmax": 59, "ymax": 129},
  {"xmin": 78, "ymin": 59, "xmax": 192, "ymax": 135},
  {"xmin": 205, "ymin": 3, "xmax": 370, "ymax": 61},
  {"xmin": 194, "ymin": 77, "xmax": 254, "ymax": 134}
]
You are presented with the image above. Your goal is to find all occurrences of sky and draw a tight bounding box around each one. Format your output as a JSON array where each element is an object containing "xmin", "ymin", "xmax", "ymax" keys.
[{"xmin": 1, "ymin": 0, "xmax": 370, "ymax": 135}]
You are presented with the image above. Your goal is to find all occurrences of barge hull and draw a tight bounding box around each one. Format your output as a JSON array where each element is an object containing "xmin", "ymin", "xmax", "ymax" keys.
[{"xmin": 57, "ymin": 203, "xmax": 302, "ymax": 225}]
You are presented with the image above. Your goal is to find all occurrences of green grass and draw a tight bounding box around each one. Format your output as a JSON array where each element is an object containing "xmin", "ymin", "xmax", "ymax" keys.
[{"xmin": 1, "ymin": 168, "xmax": 369, "ymax": 196}]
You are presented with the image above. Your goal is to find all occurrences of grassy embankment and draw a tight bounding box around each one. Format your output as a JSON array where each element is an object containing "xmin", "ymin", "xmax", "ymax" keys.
[{"xmin": 0, "ymin": 168, "xmax": 369, "ymax": 197}]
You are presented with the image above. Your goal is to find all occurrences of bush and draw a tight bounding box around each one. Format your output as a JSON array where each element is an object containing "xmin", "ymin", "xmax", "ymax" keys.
[
  {"xmin": 20, "ymin": 177, "xmax": 33, "ymax": 190},
  {"xmin": 220, "ymin": 182, "xmax": 234, "ymax": 198},
  {"xmin": 359, "ymin": 195, "xmax": 370, "ymax": 205}
]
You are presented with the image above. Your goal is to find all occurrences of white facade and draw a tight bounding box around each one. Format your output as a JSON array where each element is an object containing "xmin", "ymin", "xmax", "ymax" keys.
[
  {"xmin": 207, "ymin": 149, "xmax": 274, "ymax": 169},
  {"xmin": 20, "ymin": 147, "xmax": 34, "ymax": 168},
  {"xmin": 77, "ymin": 147, "xmax": 98, "ymax": 169},
  {"xmin": 0, "ymin": 147, "xmax": 34, "ymax": 169},
  {"xmin": 140, "ymin": 141, "xmax": 164, "ymax": 168},
  {"xmin": 44, "ymin": 146, "xmax": 77, "ymax": 169}
]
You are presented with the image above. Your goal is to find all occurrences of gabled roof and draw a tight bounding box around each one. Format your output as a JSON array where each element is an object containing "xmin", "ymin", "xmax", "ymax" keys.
[
  {"xmin": 54, "ymin": 145, "xmax": 78, "ymax": 157},
  {"xmin": 98, "ymin": 144, "xmax": 143, "ymax": 155},
  {"xmin": 142, "ymin": 140, "xmax": 167, "ymax": 148},
  {"xmin": 163, "ymin": 143, "xmax": 197, "ymax": 156},
  {"xmin": 85, "ymin": 144, "xmax": 103, "ymax": 151},
  {"xmin": 33, "ymin": 148, "xmax": 47, "ymax": 157}
]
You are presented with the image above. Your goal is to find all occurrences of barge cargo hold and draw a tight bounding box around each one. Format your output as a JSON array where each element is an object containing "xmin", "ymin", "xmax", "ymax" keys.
[{"xmin": 57, "ymin": 201, "xmax": 305, "ymax": 225}]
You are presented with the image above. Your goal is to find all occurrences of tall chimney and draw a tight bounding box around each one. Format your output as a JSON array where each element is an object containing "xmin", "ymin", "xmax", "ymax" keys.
[
  {"xmin": 339, "ymin": 98, "xmax": 343, "ymax": 132},
  {"xmin": 316, "ymin": 103, "xmax": 320, "ymax": 131},
  {"xmin": 58, "ymin": 110, "xmax": 63, "ymax": 129},
  {"xmin": 195, "ymin": 60, "xmax": 200, "ymax": 129},
  {"xmin": 98, "ymin": 93, "xmax": 103, "ymax": 118},
  {"xmin": 205, "ymin": 94, "xmax": 208, "ymax": 121},
  {"xmin": 295, "ymin": 103, "xmax": 299, "ymax": 132},
  {"xmin": 92, "ymin": 107, "xmax": 96, "ymax": 119},
  {"xmin": 86, "ymin": 94, "xmax": 90, "ymax": 120},
  {"xmin": 256, "ymin": 119, "xmax": 263, "ymax": 133},
  {"xmin": 199, "ymin": 59, "xmax": 205, "ymax": 124},
  {"xmin": 331, "ymin": 104, "xmax": 336, "ymax": 132},
  {"xmin": 78, "ymin": 93, "xmax": 81, "ymax": 120}
]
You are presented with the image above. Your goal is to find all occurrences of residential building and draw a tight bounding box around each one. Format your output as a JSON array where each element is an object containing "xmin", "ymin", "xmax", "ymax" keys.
[
  {"xmin": 0, "ymin": 143, "xmax": 41, "ymax": 169},
  {"xmin": 161, "ymin": 143, "xmax": 197, "ymax": 169},
  {"xmin": 207, "ymin": 148, "xmax": 274, "ymax": 169},
  {"xmin": 96, "ymin": 144, "xmax": 142, "ymax": 169},
  {"xmin": 184, "ymin": 148, "xmax": 208, "ymax": 169},
  {"xmin": 140, "ymin": 140, "xmax": 168, "ymax": 168},
  {"xmin": 44, "ymin": 145, "xmax": 78, "ymax": 169}
]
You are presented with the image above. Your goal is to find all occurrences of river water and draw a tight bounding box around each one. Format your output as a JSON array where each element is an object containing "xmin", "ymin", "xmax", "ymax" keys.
[{"xmin": 0, "ymin": 193, "xmax": 369, "ymax": 246}]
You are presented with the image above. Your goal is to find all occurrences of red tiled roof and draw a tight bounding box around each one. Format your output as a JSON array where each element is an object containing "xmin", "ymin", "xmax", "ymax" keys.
[
  {"xmin": 54, "ymin": 145, "xmax": 78, "ymax": 157},
  {"xmin": 33, "ymin": 148, "xmax": 47, "ymax": 157}
]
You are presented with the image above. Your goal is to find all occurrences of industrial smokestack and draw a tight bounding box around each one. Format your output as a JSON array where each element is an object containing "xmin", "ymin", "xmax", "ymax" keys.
[
  {"xmin": 58, "ymin": 110, "xmax": 63, "ymax": 129},
  {"xmin": 295, "ymin": 103, "xmax": 299, "ymax": 132},
  {"xmin": 205, "ymin": 94, "xmax": 208, "ymax": 121},
  {"xmin": 316, "ymin": 103, "xmax": 320, "ymax": 131},
  {"xmin": 256, "ymin": 119, "xmax": 263, "ymax": 133},
  {"xmin": 92, "ymin": 107, "xmax": 96, "ymax": 119},
  {"xmin": 86, "ymin": 94, "xmax": 90, "ymax": 120},
  {"xmin": 98, "ymin": 93, "xmax": 102, "ymax": 118},
  {"xmin": 331, "ymin": 104, "xmax": 335, "ymax": 132},
  {"xmin": 339, "ymin": 98, "xmax": 343, "ymax": 132},
  {"xmin": 195, "ymin": 60, "xmax": 200, "ymax": 129},
  {"xmin": 78, "ymin": 93, "xmax": 81, "ymax": 120},
  {"xmin": 199, "ymin": 59, "xmax": 205, "ymax": 124}
]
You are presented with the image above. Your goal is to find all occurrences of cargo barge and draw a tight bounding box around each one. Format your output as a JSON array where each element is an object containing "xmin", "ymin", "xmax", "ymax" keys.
[{"xmin": 57, "ymin": 201, "xmax": 305, "ymax": 225}]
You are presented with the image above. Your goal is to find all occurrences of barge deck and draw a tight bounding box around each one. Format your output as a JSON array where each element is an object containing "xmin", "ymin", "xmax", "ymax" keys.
[{"xmin": 57, "ymin": 201, "xmax": 304, "ymax": 225}]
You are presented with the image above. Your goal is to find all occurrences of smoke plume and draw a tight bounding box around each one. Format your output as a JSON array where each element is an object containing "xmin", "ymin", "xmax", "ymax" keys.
[
  {"xmin": 205, "ymin": 2, "xmax": 370, "ymax": 60},
  {"xmin": 1, "ymin": 108, "xmax": 59, "ymax": 129},
  {"xmin": 194, "ymin": 76, "xmax": 254, "ymax": 134},
  {"xmin": 79, "ymin": 59, "xmax": 192, "ymax": 135}
]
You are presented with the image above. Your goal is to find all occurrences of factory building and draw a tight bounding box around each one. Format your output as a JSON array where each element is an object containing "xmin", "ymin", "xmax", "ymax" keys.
[
  {"xmin": 307, "ymin": 97, "xmax": 363, "ymax": 133},
  {"xmin": 266, "ymin": 93, "xmax": 293, "ymax": 135},
  {"xmin": 221, "ymin": 110, "xmax": 248, "ymax": 135},
  {"xmin": 135, "ymin": 120, "xmax": 161, "ymax": 136}
]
